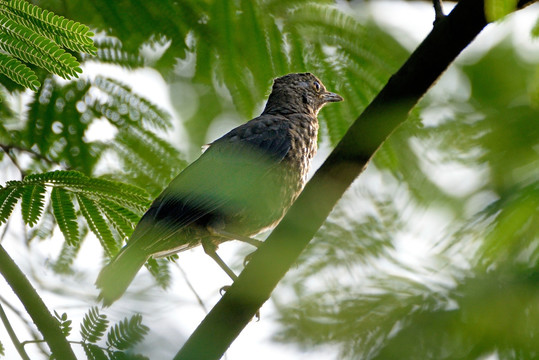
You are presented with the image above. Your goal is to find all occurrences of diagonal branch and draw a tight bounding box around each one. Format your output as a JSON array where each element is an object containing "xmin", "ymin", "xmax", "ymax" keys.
[
  {"xmin": 174, "ymin": 0, "xmax": 537, "ymax": 359},
  {"xmin": 0, "ymin": 245, "xmax": 76, "ymax": 359}
]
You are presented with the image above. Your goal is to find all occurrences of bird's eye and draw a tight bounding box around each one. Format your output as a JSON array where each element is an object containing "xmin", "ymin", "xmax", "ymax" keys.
[{"xmin": 313, "ymin": 81, "xmax": 321, "ymax": 92}]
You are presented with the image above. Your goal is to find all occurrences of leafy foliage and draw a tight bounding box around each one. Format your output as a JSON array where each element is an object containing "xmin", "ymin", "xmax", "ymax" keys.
[
  {"xmin": 0, "ymin": 340, "xmax": 4, "ymax": 357},
  {"xmin": 80, "ymin": 307, "xmax": 109, "ymax": 343},
  {"xmin": 0, "ymin": 0, "xmax": 537, "ymax": 359},
  {"xmin": 52, "ymin": 233, "xmax": 83, "ymax": 274},
  {"xmin": 82, "ymin": 343, "xmax": 108, "ymax": 360},
  {"xmin": 82, "ymin": 37, "xmax": 144, "ymax": 69},
  {"xmin": 0, "ymin": 52, "xmax": 38, "ymax": 89},
  {"xmin": 106, "ymin": 315, "xmax": 149, "ymax": 351},
  {"xmin": 77, "ymin": 308, "xmax": 149, "ymax": 359},
  {"xmin": 54, "ymin": 310, "xmax": 72, "ymax": 337},
  {"xmin": 0, "ymin": 0, "xmax": 96, "ymax": 90},
  {"xmin": 485, "ymin": 0, "xmax": 519, "ymax": 21},
  {"xmin": 145, "ymin": 257, "xmax": 173, "ymax": 289},
  {"xmin": 0, "ymin": 170, "xmax": 150, "ymax": 256},
  {"xmin": 274, "ymin": 41, "xmax": 539, "ymax": 359},
  {"xmin": 61, "ymin": 0, "xmax": 407, "ymax": 149}
]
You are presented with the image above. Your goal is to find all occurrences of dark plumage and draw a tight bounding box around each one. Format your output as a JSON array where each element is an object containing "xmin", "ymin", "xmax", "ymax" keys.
[{"xmin": 96, "ymin": 73, "xmax": 343, "ymax": 305}]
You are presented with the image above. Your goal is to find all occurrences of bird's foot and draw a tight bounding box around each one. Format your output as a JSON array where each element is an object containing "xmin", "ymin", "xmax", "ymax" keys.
[
  {"xmin": 219, "ymin": 285, "xmax": 230, "ymax": 295},
  {"xmin": 219, "ymin": 285, "xmax": 260, "ymax": 320},
  {"xmin": 243, "ymin": 250, "xmax": 257, "ymax": 266},
  {"xmin": 207, "ymin": 225, "xmax": 263, "ymax": 248}
]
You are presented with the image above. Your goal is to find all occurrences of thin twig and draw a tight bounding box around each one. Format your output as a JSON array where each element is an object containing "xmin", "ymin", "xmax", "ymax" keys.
[
  {"xmin": 175, "ymin": 262, "xmax": 208, "ymax": 313},
  {"xmin": 0, "ymin": 217, "xmax": 11, "ymax": 244},
  {"xmin": 0, "ymin": 143, "xmax": 60, "ymax": 168},
  {"xmin": 0, "ymin": 245, "xmax": 76, "ymax": 359},
  {"xmin": 432, "ymin": 0, "xmax": 445, "ymax": 23},
  {"xmin": 0, "ymin": 303, "xmax": 31, "ymax": 360},
  {"xmin": 0, "ymin": 146, "xmax": 25, "ymax": 178},
  {"xmin": 0, "ymin": 295, "xmax": 47, "ymax": 355}
]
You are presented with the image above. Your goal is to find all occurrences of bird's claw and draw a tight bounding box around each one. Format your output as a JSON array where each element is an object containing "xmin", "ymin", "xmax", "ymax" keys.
[
  {"xmin": 218, "ymin": 285, "xmax": 261, "ymax": 320},
  {"xmin": 243, "ymin": 251, "xmax": 256, "ymax": 266},
  {"xmin": 219, "ymin": 285, "xmax": 230, "ymax": 295}
]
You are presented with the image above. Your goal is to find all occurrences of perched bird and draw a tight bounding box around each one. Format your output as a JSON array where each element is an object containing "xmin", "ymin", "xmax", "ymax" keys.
[{"xmin": 96, "ymin": 73, "xmax": 343, "ymax": 305}]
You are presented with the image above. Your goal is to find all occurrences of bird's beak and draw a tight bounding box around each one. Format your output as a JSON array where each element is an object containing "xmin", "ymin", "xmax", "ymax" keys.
[{"xmin": 322, "ymin": 91, "xmax": 343, "ymax": 103}]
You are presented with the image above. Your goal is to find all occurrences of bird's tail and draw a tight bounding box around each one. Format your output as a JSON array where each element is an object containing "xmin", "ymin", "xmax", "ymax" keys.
[{"xmin": 96, "ymin": 245, "xmax": 148, "ymax": 306}]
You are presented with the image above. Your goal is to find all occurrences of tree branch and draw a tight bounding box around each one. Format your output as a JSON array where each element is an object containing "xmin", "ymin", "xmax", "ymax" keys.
[
  {"xmin": 0, "ymin": 143, "xmax": 60, "ymax": 169},
  {"xmin": 0, "ymin": 303, "xmax": 30, "ymax": 360},
  {"xmin": 174, "ymin": 0, "xmax": 537, "ymax": 359},
  {"xmin": 0, "ymin": 245, "xmax": 76, "ymax": 359}
]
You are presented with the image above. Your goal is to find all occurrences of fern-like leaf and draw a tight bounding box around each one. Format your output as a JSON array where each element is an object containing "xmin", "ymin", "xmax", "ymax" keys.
[
  {"xmin": 80, "ymin": 306, "xmax": 109, "ymax": 344},
  {"xmin": 145, "ymin": 258, "xmax": 171, "ymax": 289},
  {"xmin": 0, "ymin": 52, "xmax": 39, "ymax": 90},
  {"xmin": 52, "ymin": 239, "xmax": 81, "ymax": 274},
  {"xmin": 2, "ymin": 0, "xmax": 96, "ymax": 55},
  {"xmin": 93, "ymin": 76, "xmax": 172, "ymax": 131},
  {"xmin": 0, "ymin": 12, "xmax": 81, "ymax": 78},
  {"xmin": 82, "ymin": 343, "xmax": 108, "ymax": 360},
  {"xmin": 0, "ymin": 340, "xmax": 4, "ymax": 356},
  {"xmin": 106, "ymin": 314, "xmax": 149, "ymax": 351},
  {"xmin": 27, "ymin": 202, "xmax": 55, "ymax": 241},
  {"xmin": 20, "ymin": 184, "xmax": 46, "ymax": 226},
  {"xmin": 98, "ymin": 198, "xmax": 139, "ymax": 241},
  {"xmin": 76, "ymin": 193, "xmax": 118, "ymax": 257},
  {"xmin": 114, "ymin": 127, "xmax": 185, "ymax": 194},
  {"xmin": 0, "ymin": 29, "xmax": 72, "ymax": 79},
  {"xmin": 53, "ymin": 310, "xmax": 72, "ymax": 337},
  {"xmin": 82, "ymin": 38, "xmax": 143, "ymax": 69},
  {"xmin": 109, "ymin": 351, "xmax": 149, "ymax": 360},
  {"xmin": 51, "ymin": 187, "xmax": 79, "ymax": 245},
  {"xmin": 24, "ymin": 170, "xmax": 150, "ymax": 212},
  {"xmin": 82, "ymin": 177, "xmax": 149, "ymax": 213},
  {"xmin": 1, "ymin": 170, "xmax": 150, "ymax": 250},
  {"xmin": 0, "ymin": 183, "xmax": 23, "ymax": 224}
]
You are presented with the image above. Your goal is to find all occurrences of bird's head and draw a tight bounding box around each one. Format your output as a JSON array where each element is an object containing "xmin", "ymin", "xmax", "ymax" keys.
[{"xmin": 263, "ymin": 73, "xmax": 343, "ymax": 116}]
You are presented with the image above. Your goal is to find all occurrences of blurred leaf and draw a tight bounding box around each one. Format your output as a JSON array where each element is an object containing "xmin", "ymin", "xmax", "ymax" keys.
[{"xmin": 485, "ymin": 0, "xmax": 518, "ymax": 22}]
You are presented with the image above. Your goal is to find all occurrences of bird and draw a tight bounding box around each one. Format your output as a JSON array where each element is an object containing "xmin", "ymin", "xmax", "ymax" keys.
[{"xmin": 96, "ymin": 72, "xmax": 343, "ymax": 305}]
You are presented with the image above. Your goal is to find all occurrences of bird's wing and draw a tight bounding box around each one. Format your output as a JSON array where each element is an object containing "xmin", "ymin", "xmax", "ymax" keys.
[{"xmin": 128, "ymin": 114, "xmax": 292, "ymax": 250}]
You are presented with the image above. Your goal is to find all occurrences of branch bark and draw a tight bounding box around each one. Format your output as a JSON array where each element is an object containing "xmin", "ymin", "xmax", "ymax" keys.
[
  {"xmin": 0, "ymin": 245, "xmax": 77, "ymax": 360},
  {"xmin": 175, "ymin": 0, "xmax": 536, "ymax": 359}
]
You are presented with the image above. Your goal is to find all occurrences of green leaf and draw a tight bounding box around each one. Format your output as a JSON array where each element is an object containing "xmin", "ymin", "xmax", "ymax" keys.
[
  {"xmin": 52, "ymin": 238, "xmax": 82, "ymax": 274},
  {"xmin": 82, "ymin": 38, "xmax": 143, "ymax": 68},
  {"xmin": 484, "ymin": 0, "xmax": 518, "ymax": 22},
  {"xmin": 106, "ymin": 314, "xmax": 149, "ymax": 351},
  {"xmin": 80, "ymin": 306, "xmax": 109, "ymax": 344},
  {"xmin": 0, "ymin": 183, "xmax": 23, "ymax": 224},
  {"xmin": 109, "ymin": 351, "xmax": 149, "ymax": 360},
  {"xmin": 51, "ymin": 187, "xmax": 79, "ymax": 246},
  {"xmin": 20, "ymin": 184, "xmax": 46, "ymax": 226},
  {"xmin": 76, "ymin": 193, "xmax": 118, "ymax": 257},
  {"xmin": 93, "ymin": 76, "xmax": 172, "ymax": 131},
  {"xmin": 98, "ymin": 198, "xmax": 139, "ymax": 241},
  {"xmin": 2, "ymin": 0, "xmax": 96, "ymax": 55},
  {"xmin": 145, "ymin": 258, "xmax": 171, "ymax": 289},
  {"xmin": 82, "ymin": 343, "xmax": 108, "ymax": 360},
  {"xmin": 0, "ymin": 52, "xmax": 39, "ymax": 90},
  {"xmin": 0, "ymin": 30, "xmax": 73, "ymax": 79},
  {"xmin": 0, "ymin": 12, "xmax": 81, "ymax": 78},
  {"xmin": 532, "ymin": 16, "xmax": 539, "ymax": 38},
  {"xmin": 53, "ymin": 310, "xmax": 72, "ymax": 337}
]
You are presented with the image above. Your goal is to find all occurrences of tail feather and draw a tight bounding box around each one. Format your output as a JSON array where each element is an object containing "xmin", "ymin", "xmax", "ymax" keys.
[{"xmin": 96, "ymin": 246, "xmax": 148, "ymax": 306}]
